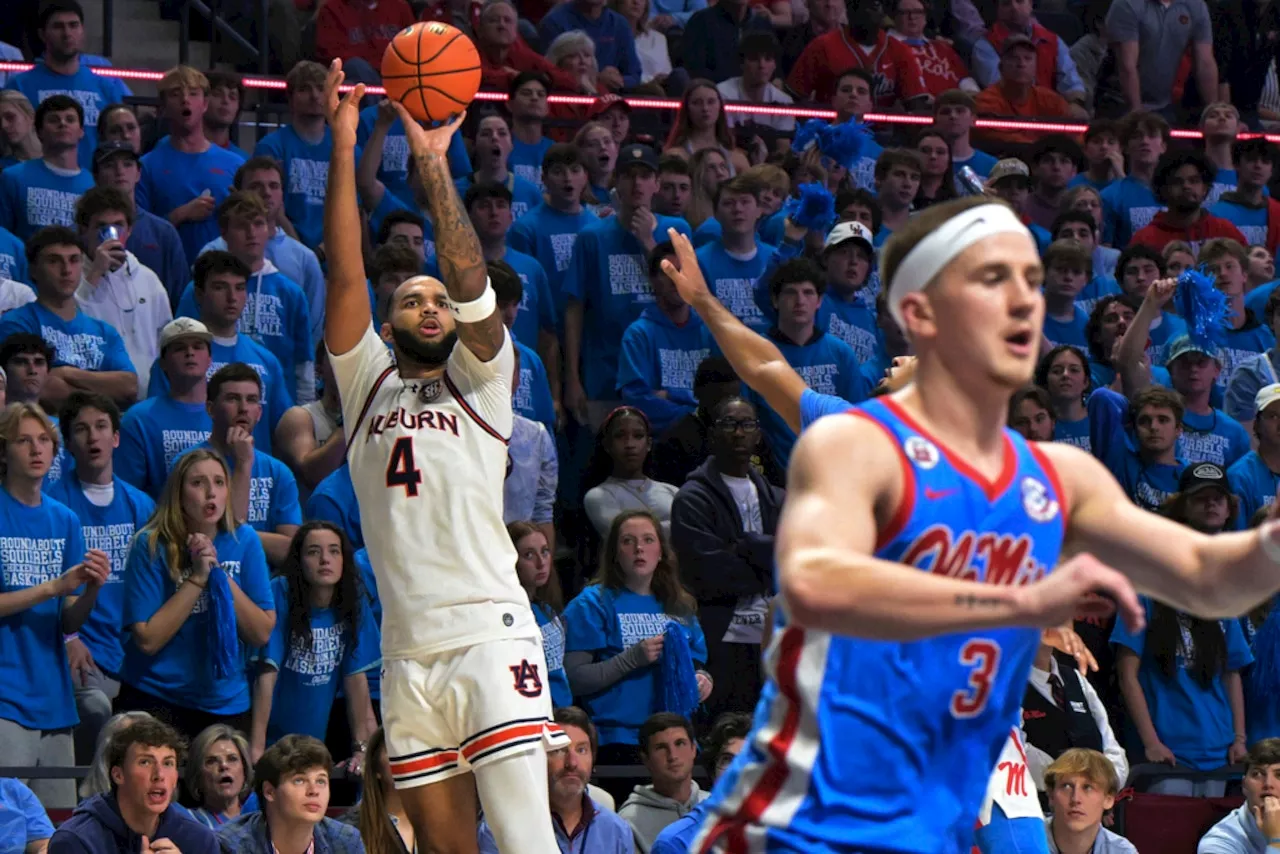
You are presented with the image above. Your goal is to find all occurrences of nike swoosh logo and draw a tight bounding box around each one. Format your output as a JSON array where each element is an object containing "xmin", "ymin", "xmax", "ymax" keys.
[{"xmin": 923, "ymin": 487, "xmax": 956, "ymax": 501}]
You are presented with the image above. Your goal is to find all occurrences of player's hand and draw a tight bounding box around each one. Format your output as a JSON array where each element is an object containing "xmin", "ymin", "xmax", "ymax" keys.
[
  {"xmin": 324, "ymin": 59, "xmax": 366, "ymax": 151},
  {"xmin": 1017, "ymin": 553, "xmax": 1145, "ymax": 633},
  {"xmin": 1042, "ymin": 625, "xmax": 1098, "ymax": 674},
  {"xmin": 1143, "ymin": 741, "xmax": 1176, "ymax": 765},
  {"xmin": 375, "ymin": 98, "xmax": 398, "ymax": 129},
  {"xmin": 659, "ymin": 228, "xmax": 713, "ymax": 306},
  {"xmin": 227, "ymin": 425, "xmax": 255, "ymax": 466},
  {"xmin": 636, "ymin": 635, "xmax": 664, "ymax": 663},
  {"xmin": 1253, "ymin": 794, "xmax": 1280, "ymax": 838},
  {"xmin": 186, "ymin": 533, "xmax": 217, "ymax": 583},
  {"xmin": 389, "ymin": 101, "xmax": 466, "ymax": 158},
  {"xmin": 563, "ymin": 377, "xmax": 588, "ymax": 424},
  {"xmin": 696, "ymin": 671, "xmax": 713, "ymax": 701},
  {"xmin": 66, "ymin": 636, "xmax": 96, "ymax": 685}
]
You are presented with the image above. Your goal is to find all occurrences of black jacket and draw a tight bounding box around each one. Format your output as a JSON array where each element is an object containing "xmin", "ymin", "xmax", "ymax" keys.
[{"xmin": 670, "ymin": 457, "xmax": 785, "ymax": 646}]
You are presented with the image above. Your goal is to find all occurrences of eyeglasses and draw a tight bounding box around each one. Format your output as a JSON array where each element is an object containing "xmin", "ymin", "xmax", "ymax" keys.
[{"xmin": 716, "ymin": 418, "xmax": 760, "ymax": 433}]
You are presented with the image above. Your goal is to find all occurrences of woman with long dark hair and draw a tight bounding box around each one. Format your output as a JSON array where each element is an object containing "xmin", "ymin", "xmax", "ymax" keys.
[
  {"xmin": 582, "ymin": 406, "xmax": 680, "ymax": 538},
  {"xmin": 1035, "ymin": 345, "xmax": 1093, "ymax": 451},
  {"xmin": 663, "ymin": 81, "xmax": 748, "ymax": 174},
  {"xmin": 352, "ymin": 728, "xmax": 418, "ymax": 853},
  {"xmin": 1112, "ymin": 466, "xmax": 1252, "ymax": 796},
  {"xmin": 248, "ymin": 521, "xmax": 378, "ymax": 771},
  {"xmin": 913, "ymin": 130, "xmax": 957, "ymax": 209},
  {"xmin": 563, "ymin": 510, "xmax": 711, "ymax": 761},
  {"xmin": 508, "ymin": 520, "xmax": 572, "ymax": 708}
]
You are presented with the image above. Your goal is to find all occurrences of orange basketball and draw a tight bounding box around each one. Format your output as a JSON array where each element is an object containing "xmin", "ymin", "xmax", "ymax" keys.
[{"xmin": 381, "ymin": 22, "xmax": 482, "ymax": 123}]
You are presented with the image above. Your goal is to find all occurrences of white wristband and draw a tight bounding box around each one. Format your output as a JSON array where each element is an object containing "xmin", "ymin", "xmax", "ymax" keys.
[
  {"xmin": 444, "ymin": 279, "xmax": 496, "ymax": 323},
  {"xmin": 1260, "ymin": 522, "xmax": 1280, "ymax": 564}
]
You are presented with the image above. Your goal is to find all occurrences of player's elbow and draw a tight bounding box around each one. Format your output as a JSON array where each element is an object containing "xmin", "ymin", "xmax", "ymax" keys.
[{"xmin": 779, "ymin": 550, "xmax": 850, "ymax": 631}]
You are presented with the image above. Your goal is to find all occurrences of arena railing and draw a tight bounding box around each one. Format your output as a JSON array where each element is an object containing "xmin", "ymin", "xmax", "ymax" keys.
[{"xmin": 0, "ymin": 61, "xmax": 1260, "ymax": 142}]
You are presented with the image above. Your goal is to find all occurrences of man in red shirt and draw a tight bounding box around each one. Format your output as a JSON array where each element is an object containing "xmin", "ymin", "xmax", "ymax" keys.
[
  {"xmin": 476, "ymin": 0, "xmax": 582, "ymax": 91},
  {"xmin": 787, "ymin": 0, "xmax": 930, "ymax": 108},
  {"xmin": 315, "ymin": 0, "xmax": 415, "ymax": 71},
  {"xmin": 1131, "ymin": 151, "xmax": 1248, "ymax": 255}
]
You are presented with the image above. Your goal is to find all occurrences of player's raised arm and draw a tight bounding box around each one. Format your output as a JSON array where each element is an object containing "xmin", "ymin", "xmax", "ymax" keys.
[
  {"xmin": 393, "ymin": 102, "xmax": 506, "ymax": 363},
  {"xmin": 661, "ymin": 228, "xmax": 809, "ymax": 432},
  {"xmin": 778, "ymin": 415, "xmax": 1145, "ymax": 640},
  {"xmin": 1045, "ymin": 442, "xmax": 1280, "ymax": 617},
  {"xmin": 322, "ymin": 60, "xmax": 370, "ymax": 357}
]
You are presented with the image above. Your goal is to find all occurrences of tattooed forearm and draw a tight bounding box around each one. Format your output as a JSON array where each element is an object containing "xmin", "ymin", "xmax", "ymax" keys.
[
  {"xmin": 954, "ymin": 593, "xmax": 1013, "ymax": 611},
  {"xmin": 414, "ymin": 151, "xmax": 487, "ymax": 301}
]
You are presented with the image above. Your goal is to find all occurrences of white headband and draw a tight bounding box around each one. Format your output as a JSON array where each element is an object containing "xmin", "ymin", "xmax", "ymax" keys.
[{"xmin": 887, "ymin": 204, "xmax": 1032, "ymax": 329}]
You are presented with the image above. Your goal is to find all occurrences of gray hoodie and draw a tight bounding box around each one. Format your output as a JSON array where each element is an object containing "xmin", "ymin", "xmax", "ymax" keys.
[{"xmin": 618, "ymin": 782, "xmax": 709, "ymax": 853}]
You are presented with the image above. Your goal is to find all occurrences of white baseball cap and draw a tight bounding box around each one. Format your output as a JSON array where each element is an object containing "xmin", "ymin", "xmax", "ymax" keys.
[
  {"xmin": 1256, "ymin": 383, "xmax": 1280, "ymax": 415},
  {"xmin": 159, "ymin": 317, "xmax": 213, "ymax": 352},
  {"xmin": 824, "ymin": 220, "xmax": 874, "ymax": 253}
]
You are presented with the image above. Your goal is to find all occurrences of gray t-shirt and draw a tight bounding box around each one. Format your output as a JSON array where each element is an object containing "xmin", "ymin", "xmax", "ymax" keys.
[{"xmin": 1105, "ymin": 0, "xmax": 1212, "ymax": 110}]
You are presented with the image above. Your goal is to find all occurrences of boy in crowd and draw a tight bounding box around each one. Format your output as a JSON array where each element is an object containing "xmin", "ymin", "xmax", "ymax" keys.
[
  {"xmin": 695, "ymin": 176, "xmax": 774, "ymax": 333},
  {"xmin": 1114, "ymin": 245, "xmax": 1187, "ymax": 367},
  {"xmin": 932, "ymin": 89, "xmax": 997, "ymax": 181},
  {"xmin": 73, "ymin": 186, "xmax": 172, "ymax": 396},
  {"xmin": 46, "ymin": 393, "xmax": 156, "ymax": 763},
  {"xmin": 1211, "ymin": 138, "xmax": 1280, "ymax": 253},
  {"xmin": 205, "ymin": 69, "xmax": 249, "ymax": 160},
  {"xmin": 92, "ymin": 141, "xmax": 189, "ymax": 306},
  {"xmin": 1131, "ymin": 152, "xmax": 1247, "ymax": 255},
  {"xmin": 653, "ymin": 156, "xmax": 693, "ymax": 220},
  {"xmin": 1042, "ymin": 749, "xmax": 1137, "ymax": 854},
  {"xmin": 116, "ymin": 318, "xmax": 215, "ymax": 499},
  {"xmin": 253, "ymin": 62, "xmax": 342, "ymax": 251},
  {"xmin": 1071, "ymin": 119, "xmax": 1125, "ymax": 192},
  {"xmin": 873, "ymin": 149, "xmax": 923, "ymax": 243},
  {"xmin": 1228, "ymin": 384, "xmax": 1280, "ymax": 526},
  {"xmin": 618, "ymin": 242, "xmax": 711, "ymax": 435},
  {"xmin": 1041, "ymin": 239, "xmax": 1092, "ymax": 349},
  {"xmin": 1089, "ymin": 385, "xmax": 1186, "ymax": 509},
  {"xmin": 815, "ymin": 220, "xmax": 879, "ymax": 363},
  {"xmin": 1052, "ymin": 211, "xmax": 1120, "ymax": 309},
  {"xmin": 507, "ymin": 72, "xmax": 554, "ymax": 190},
  {"xmin": 0, "ymin": 227, "xmax": 137, "ymax": 409},
  {"xmin": 621, "ymin": 713, "xmax": 708, "ymax": 851},
  {"xmin": 1201, "ymin": 238, "xmax": 1277, "ymax": 387},
  {"xmin": 1102, "ymin": 111, "xmax": 1169, "ymax": 248},
  {"xmin": 0, "ymin": 335, "xmax": 70, "ymax": 483},
  {"xmin": 177, "ymin": 192, "xmax": 314, "ymax": 404},
  {"xmin": 1024, "ymin": 135, "xmax": 1083, "ymax": 231},
  {"xmin": 493, "ymin": 262, "xmax": 557, "ymax": 438},
  {"xmin": 0, "ymin": 96, "xmax": 94, "ymax": 241},
  {"xmin": 136, "ymin": 66, "xmax": 245, "ymax": 264},
  {"xmin": 1201, "ymin": 102, "xmax": 1241, "ymax": 205}
]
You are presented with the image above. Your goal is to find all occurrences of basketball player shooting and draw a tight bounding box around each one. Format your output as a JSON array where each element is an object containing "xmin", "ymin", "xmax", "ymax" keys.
[
  {"xmin": 321, "ymin": 61, "xmax": 567, "ymax": 854},
  {"xmin": 655, "ymin": 197, "xmax": 1280, "ymax": 853}
]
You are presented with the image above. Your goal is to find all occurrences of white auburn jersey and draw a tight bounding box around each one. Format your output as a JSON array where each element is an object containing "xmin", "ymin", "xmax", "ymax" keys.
[{"xmin": 329, "ymin": 324, "xmax": 537, "ymax": 659}]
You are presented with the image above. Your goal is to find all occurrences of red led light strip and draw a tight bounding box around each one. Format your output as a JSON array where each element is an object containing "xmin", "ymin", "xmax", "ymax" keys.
[{"xmin": 3, "ymin": 61, "xmax": 1277, "ymax": 140}]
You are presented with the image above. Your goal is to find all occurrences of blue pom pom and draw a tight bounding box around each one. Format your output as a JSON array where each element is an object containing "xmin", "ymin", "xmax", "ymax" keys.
[
  {"xmin": 1251, "ymin": 609, "xmax": 1280, "ymax": 703},
  {"xmin": 782, "ymin": 182, "xmax": 836, "ymax": 233},
  {"xmin": 791, "ymin": 119, "xmax": 827, "ymax": 156},
  {"xmin": 1174, "ymin": 266, "xmax": 1229, "ymax": 347},
  {"xmin": 661, "ymin": 620, "xmax": 700, "ymax": 718},
  {"xmin": 206, "ymin": 566, "xmax": 240, "ymax": 681},
  {"xmin": 817, "ymin": 119, "xmax": 875, "ymax": 171}
]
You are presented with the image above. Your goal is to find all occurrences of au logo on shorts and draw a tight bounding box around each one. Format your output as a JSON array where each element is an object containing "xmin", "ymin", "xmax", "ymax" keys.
[{"xmin": 510, "ymin": 659, "xmax": 544, "ymax": 698}]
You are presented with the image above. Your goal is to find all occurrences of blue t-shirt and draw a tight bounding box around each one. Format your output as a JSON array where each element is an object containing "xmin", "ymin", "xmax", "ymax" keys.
[
  {"xmin": 562, "ymin": 584, "xmax": 706, "ymax": 746},
  {"xmin": 617, "ymin": 306, "xmax": 711, "ymax": 435},
  {"xmin": 1068, "ymin": 172, "xmax": 1115, "ymax": 193},
  {"xmin": 1245, "ymin": 279, "xmax": 1280, "ymax": 319},
  {"xmin": 305, "ymin": 464, "xmax": 363, "ymax": 549},
  {"xmin": 562, "ymin": 213, "xmax": 692, "ymax": 400},
  {"xmin": 200, "ymin": 230, "xmax": 327, "ymax": 346},
  {"xmin": 798, "ymin": 386, "xmax": 851, "ymax": 430},
  {"xmin": 0, "ymin": 487, "xmax": 84, "ymax": 729},
  {"xmin": 261, "ymin": 575, "xmax": 379, "ymax": 744},
  {"xmin": 135, "ymin": 138, "xmax": 244, "ymax": 264},
  {"xmin": 189, "ymin": 442, "xmax": 301, "ymax": 534},
  {"xmin": 43, "ymin": 475, "xmax": 156, "ymax": 677},
  {"xmin": 6, "ymin": 63, "xmax": 129, "ymax": 168},
  {"xmin": 508, "ymin": 202, "xmax": 601, "ymax": 314},
  {"xmin": 509, "ymin": 137, "xmax": 554, "ymax": 190},
  {"xmin": 1178, "ymin": 408, "xmax": 1251, "ymax": 468},
  {"xmin": 0, "ymin": 159, "xmax": 94, "ymax": 241},
  {"xmin": 746, "ymin": 329, "xmax": 869, "ymax": 466},
  {"xmin": 533, "ymin": 602, "xmax": 572, "ymax": 709},
  {"xmin": 848, "ymin": 139, "xmax": 883, "ymax": 194},
  {"xmin": 1042, "ymin": 305, "xmax": 1090, "ymax": 349},
  {"xmin": 1076, "ymin": 274, "xmax": 1121, "ymax": 317},
  {"xmin": 120, "ymin": 525, "xmax": 274, "ymax": 713},
  {"xmin": 0, "ymin": 225, "xmax": 26, "ymax": 284},
  {"xmin": 115, "ymin": 396, "xmax": 212, "ymax": 499},
  {"xmin": 1228, "ymin": 450, "xmax": 1280, "ymax": 528},
  {"xmin": 1089, "ymin": 386, "xmax": 1185, "ymax": 509},
  {"xmin": 355, "ymin": 107, "xmax": 470, "ymax": 208},
  {"xmin": 513, "ymin": 339, "xmax": 556, "ymax": 437},
  {"xmin": 953, "ymin": 150, "xmax": 998, "ymax": 182},
  {"xmin": 1146, "ymin": 312, "xmax": 1189, "ymax": 367},
  {"xmin": 254, "ymin": 126, "xmax": 349, "ymax": 251},
  {"xmin": 352, "ymin": 548, "xmax": 381, "ymax": 701},
  {"xmin": 1054, "ymin": 416, "xmax": 1091, "ymax": 453},
  {"xmin": 146, "ymin": 334, "xmax": 291, "ymax": 448},
  {"xmin": 817, "ymin": 291, "xmax": 881, "ymax": 364},
  {"xmin": 1221, "ymin": 317, "xmax": 1277, "ymax": 392},
  {"xmin": 1111, "ymin": 597, "xmax": 1253, "ymax": 770},
  {"xmin": 695, "ymin": 241, "xmax": 774, "ymax": 334},
  {"xmin": 500, "ymin": 247, "xmax": 557, "ymax": 350},
  {"xmin": 1209, "ymin": 199, "xmax": 1268, "ymax": 247},
  {"xmin": 1207, "ymin": 168, "xmax": 1238, "ymax": 206},
  {"xmin": 0, "ymin": 777, "xmax": 54, "ymax": 850},
  {"xmin": 1101, "ymin": 176, "xmax": 1163, "ymax": 248},
  {"xmin": 455, "ymin": 172, "xmax": 542, "ymax": 222},
  {"xmin": 0, "ymin": 301, "xmax": 135, "ymax": 373},
  {"xmin": 175, "ymin": 269, "xmax": 313, "ymax": 401}
]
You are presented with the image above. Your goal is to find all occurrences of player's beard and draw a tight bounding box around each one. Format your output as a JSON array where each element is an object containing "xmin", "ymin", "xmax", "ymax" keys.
[{"xmin": 391, "ymin": 325, "xmax": 458, "ymax": 369}]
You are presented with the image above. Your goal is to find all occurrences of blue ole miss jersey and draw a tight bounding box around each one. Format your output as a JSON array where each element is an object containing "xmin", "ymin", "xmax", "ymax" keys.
[{"xmin": 694, "ymin": 396, "xmax": 1068, "ymax": 853}]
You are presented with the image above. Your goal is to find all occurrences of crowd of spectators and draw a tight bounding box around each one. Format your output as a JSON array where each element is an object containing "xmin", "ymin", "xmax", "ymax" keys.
[{"xmin": 7, "ymin": 0, "xmax": 1280, "ymax": 850}]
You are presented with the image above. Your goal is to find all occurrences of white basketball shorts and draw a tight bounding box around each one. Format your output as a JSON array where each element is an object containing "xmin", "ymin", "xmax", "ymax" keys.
[{"xmin": 382, "ymin": 637, "xmax": 571, "ymax": 789}]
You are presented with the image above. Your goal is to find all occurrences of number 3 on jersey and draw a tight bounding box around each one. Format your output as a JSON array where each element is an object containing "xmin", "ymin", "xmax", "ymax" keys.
[
  {"xmin": 951, "ymin": 638, "xmax": 1001, "ymax": 719},
  {"xmin": 386, "ymin": 437, "xmax": 423, "ymax": 496}
]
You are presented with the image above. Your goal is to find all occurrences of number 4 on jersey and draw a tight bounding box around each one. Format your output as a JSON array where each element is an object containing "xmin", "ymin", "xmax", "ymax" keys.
[
  {"xmin": 386, "ymin": 437, "xmax": 423, "ymax": 496},
  {"xmin": 951, "ymin": 638, "xmax": 1001, "ymax": 719}
]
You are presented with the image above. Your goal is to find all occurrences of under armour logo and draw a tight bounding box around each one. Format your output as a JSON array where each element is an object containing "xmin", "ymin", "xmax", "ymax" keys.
[{"xmin": 510, "ymin": 659, "xmax": 543, "ymax": 698}]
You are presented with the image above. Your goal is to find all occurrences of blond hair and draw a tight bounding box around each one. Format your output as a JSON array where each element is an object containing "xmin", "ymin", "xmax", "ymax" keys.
[
  {"xmin": 186, "ymin": 724, "xmax": 253, "ymax": 804},
  {"xmin": 1043, "ymin": 747, "xmax": 1120, "ymax": 795},
  {"xmin": 0, "ymin": 402, "xmax": 59, "ymax": 477},
  {"xmin": 141, "ymin": 449, "xmax": 236, "ymax": 585},
  {"xmin": 1199, "ymin": 237, "xmax": 1249, "ymax": 268},
  {"xmin": 158, "ymin": 65, "xmax": 210, "ymax": 96},
  {"xmin": 742, "ymin": 163, "xmax": 790, "ymax": 198}
]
